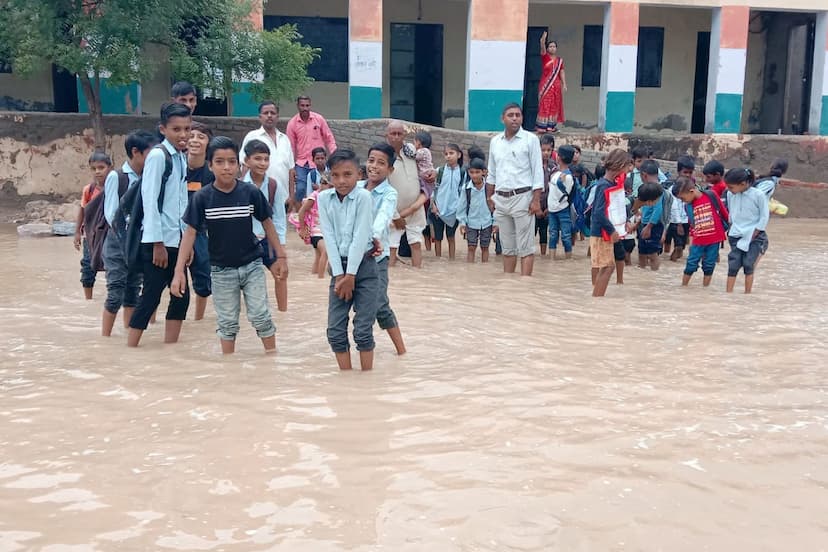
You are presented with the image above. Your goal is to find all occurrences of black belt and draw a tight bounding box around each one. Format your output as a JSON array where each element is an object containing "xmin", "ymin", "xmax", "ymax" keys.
[{"xmin": 496, "ymin": 186, "xmax": 532, "ymax": 197}]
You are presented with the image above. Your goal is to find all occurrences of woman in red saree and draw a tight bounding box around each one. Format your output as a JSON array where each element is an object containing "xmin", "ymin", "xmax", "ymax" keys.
[{"xmin": 536, "ymin": 31, "xmax": 567, "ymax": 134}]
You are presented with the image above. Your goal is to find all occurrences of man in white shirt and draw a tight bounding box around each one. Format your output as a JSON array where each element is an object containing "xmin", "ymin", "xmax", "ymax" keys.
[
  {"xmin": 486, "ymin": 103, "xmax": 544, "ymax": 276},
  {"xmin": 240, "ymin": 101, "xmax": 295, "ymax": 211}
]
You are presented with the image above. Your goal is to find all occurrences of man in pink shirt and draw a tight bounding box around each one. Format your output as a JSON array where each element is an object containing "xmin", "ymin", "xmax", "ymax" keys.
[{"xmin": 286, "ymin": 95, "xmax": 337, "ymax": 210}]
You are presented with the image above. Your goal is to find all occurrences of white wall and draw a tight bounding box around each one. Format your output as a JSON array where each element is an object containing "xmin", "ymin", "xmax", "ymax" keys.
[
  {"xmin": 636, "ymin": 6, "xmax": 711, "ymax": 132},
  {"xmin": 0, "ymin": 67, "xmax": 54, "ymax": 111}
]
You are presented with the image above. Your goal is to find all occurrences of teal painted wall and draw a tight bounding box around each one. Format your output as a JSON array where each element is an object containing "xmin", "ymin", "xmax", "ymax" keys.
[
  {"xmin": 349, "ymin": 86, "xmax": 382, "ymax": 119},
  {"xmin": 231, "ymin": 82, "xmax": 258, "ymax": 117},
  {"xmin": 77, "ymin": 78, "xmax": 139, "ymax": 115},
  {"xmin": 714, "ymin": 93, "xmax": 743, "ymax": 134},
  {"xmin": 821, "ymin": 96, "xmax": 828, "ymax": 136},
  {"xmin": 604, "ymin": 91, "xmax": 635, "ymax": 133},
  {"xmin": 467, "ymin": 89, "xmax": 523, "ymax": 132}
]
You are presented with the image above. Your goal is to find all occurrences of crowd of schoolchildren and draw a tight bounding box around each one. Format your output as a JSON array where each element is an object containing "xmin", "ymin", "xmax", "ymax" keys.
[{"xmin": 71, "ymin": 85, "xmax": 787, "ymax": 369}]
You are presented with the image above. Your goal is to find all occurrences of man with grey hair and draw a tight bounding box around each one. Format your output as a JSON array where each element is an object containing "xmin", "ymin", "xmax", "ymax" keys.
[{"xmin": 385, "ymin": 120, "xmax": 433, "ymax": 268}]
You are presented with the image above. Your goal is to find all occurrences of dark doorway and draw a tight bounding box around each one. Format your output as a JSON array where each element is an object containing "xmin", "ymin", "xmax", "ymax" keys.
[
  {"xmin": 691, "ymin": 32, "xmax": 710, "ymax": 134},
  {"xmin": 523, "ymin": 26, "xmax": 547, "ymax": 131},
  {"xmin": 195, "ymin": 95, "xmax": 228, "ymax": 117},
  {"xmin": 52, "ymin": 65, "xmax": 79, "ymax": 113},
  {"xmin": 390, "ymin": 23, "xmax": 444, "ymax": 126},
  {"xmin": 783, "ymin": 20, "xmax": 815, "ymax": 134}
]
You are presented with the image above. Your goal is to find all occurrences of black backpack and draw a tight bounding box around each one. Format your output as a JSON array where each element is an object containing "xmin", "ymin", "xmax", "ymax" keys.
[
  {"xmin": 121, "ymin": 146, "xmax": 173, "ymax": 273},
  {"xmin": 84, "ymin": 170, "xmax": 130, "ymax": 272}
]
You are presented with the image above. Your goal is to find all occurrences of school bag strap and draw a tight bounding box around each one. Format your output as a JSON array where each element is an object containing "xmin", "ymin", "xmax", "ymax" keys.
[
  {"xmin": 115, "ymin": 169, "xmax": 130, "ymax": 198},
  {"xmin": 553, "ymin": 169, "xmax": 575, "ymax": 204},
  {"xmin": 704, "ymin": 189, "xmax": 730, "ymax": 230},
  {"xmin": 267, "ymin": 177, "xmax": 278, "ymax": 207}
]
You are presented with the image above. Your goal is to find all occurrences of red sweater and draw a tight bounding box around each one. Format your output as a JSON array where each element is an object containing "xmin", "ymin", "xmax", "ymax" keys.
[{"xmin": 689, "ymin": 192, "xmax": 729, "ymax": 246}]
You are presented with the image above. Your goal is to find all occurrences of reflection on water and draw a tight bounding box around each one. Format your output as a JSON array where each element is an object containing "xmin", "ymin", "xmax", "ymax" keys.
[{"xmin": 1, "ymin": 220, "xmax": 827, "ymax": 550}]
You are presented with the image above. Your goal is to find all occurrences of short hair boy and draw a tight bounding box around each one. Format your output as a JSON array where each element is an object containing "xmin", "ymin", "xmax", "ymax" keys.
[
  {"xmin": 458, "ymin": 157, "xmax": 495, "ymax": 263},
  {"xmin": 127, "ymin": 102, "xmax": 192, "ymax": 348},
  {"xmin": 318, "ymin": 149, "xmax": 380, "ymax": 371},
  {"xmin": 358, "ymin": 142, "xmax": 406, "ymax": 356},
  {"xmin": 100, "ymin": 130, "xmax": 158, "ymax": 336},
  {"xmin": 171, "ymin": 81, "xmax": 197, "ymax": 113},
  {"xmin": 172, "ymin": 136, "xmax": 287, "ymax": 354},
  {"xmin": 242, "ymin": 138, "xmax": 289, "ymax": 312}
]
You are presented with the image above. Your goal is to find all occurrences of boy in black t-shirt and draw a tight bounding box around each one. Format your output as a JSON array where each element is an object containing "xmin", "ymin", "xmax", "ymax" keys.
[
  {"xmin": 186, "ymin": 121, "xmax": 216, "ymax": 320},
  {"xmin": 172, "ymin": 136, "xmax": 288, "ymax": 354}
]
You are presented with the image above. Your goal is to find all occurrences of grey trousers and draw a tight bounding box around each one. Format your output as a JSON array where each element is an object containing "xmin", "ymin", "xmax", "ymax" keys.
[{"xmin": 327, "ymin": 256, "xmax": 380, "ymax": 353}]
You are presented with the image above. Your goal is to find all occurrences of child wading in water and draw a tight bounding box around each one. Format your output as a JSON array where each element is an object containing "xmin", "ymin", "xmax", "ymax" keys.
[
  {"xmin": 590, "ymin": 149, "xmax": 629, "ymax": 297},
  {"xmin": 319, "ymin": 149, "xmax": 382, "ymax": 371},
  {"xmin": 457, "ymin": 158, "xmax": 496, "ymax": 263},
  {"xmin": 672, "ymin": 176, "xmax": 730, "ymax": 287},
  {"xmin": 172, "ymin": 136, "xmax": 288, "ymax": 354},
  {"xmin": 430, "ymin": 143, "xmax": 465, "ymax": 260},
  {"xmin": 243, "ymin": 139, "xmax": 289, "ymax": 311},
  {"xmin": 74, "ymin": 151, "xmax": 112, "ymax": 299},
  {"xmin": 292, "ymin": 176, "xmax": 331, "ymax": 278},
  {"xmin": 548, "ymin": 145, "xmax": 576, "ymax": 260},
  {"xmin": 536, "ymin": 134, "xmax": 556, "ymax": 256},
  {"xmin": 359, "ymin": 142, "xmax": 407, "ymax": 355},
  {"xmin": 724, "ymin": 168, "xmax": 769, "ymax": 294}
]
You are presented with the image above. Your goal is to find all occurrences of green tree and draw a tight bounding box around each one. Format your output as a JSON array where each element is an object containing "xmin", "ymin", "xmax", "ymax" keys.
[
  {"xmin": 0, "ymin": 0, "xmax": 202, "ymax": 149},
  {"xmin": 173, "ymin": 7, "xmax": 320, "ymax": 114}
]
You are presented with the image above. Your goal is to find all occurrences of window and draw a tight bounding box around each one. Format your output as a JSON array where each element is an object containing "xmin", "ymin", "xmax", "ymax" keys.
[
  {"xmin": 636, "ymin": 27, "xmax": 664, "ymax": 88},
  {"xmin": 264, "ymin": 16, "xmax": 348, "ymax": 83},
  {"xmin": 581, "ymin": 25, "xmax": 603, "ymax": 87},
  {"xmin": 579, "ymin": 25, "xmax": 664, "ymax": 88}
]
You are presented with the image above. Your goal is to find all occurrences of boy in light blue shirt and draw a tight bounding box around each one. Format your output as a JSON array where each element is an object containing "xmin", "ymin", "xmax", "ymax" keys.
[
  {"xmin": 358, "ymin": 142, "xmax": 406, "ymax": 356},
  {"xmin": 243, "ymin": 139, "xmax": 288, "ymax": 312},
  {"xmin": 101, "ymin": 130, "xmax": 157, "ymax": 337},
  {"xmin": 128, "ymin": 102, "xmax": 192, "ymax": 348},
  {"xmin": 457, "ymin": 158, "xmax": 495, "ymax": 263},
  {"xmin": 319, "ymin": 149, "xmax": 381, "ymax": 371}
]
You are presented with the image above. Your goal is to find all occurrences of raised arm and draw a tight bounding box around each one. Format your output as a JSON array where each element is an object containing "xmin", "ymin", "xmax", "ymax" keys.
[{"xmin": 540, "ymin": 31, "xmax": 548, "ymax": 56}]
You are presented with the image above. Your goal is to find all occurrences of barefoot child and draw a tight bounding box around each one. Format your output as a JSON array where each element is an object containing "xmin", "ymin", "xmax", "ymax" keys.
[
  {"xmin": 74, "ymin": 152, "xmax": 112, "ymax": 299},
  {"xmin": 172, "ymin": 136, "xmax": 287, "ymax": 354},
  {"xmin": 359, "ymin": 143, "xmax": 407, "ymax": 355},
  {"xmin": 319, "ymin": 149, "xmax": 381, "ymax": 371},
  {"xmin": 100, "ymin": 131, "xmax": 158, "ymax": 336},
  {"xmin": 590, "ymin": 149, "xmax": 628, "ymax": 297},
  {"xmin": 724, "ymin": 168, "xmax": 769, "ymax": 294},
  {"xmin": 430, "ymin": 143, "xmax": 465, "ymax": 259},
  {"xmin": 457, "ymin": 158, "xmax": 495, "ymax": 263},
  {"xmin": 243, "ymin": 139, "xmax": 288, "ymax": 311},
  {"xmin": 671, "ymin": 176, "xmax": 729, "ymax": 287},
  {"xmin": 291, "ymin": 179, "xmax": 331, "ymax": 278}
]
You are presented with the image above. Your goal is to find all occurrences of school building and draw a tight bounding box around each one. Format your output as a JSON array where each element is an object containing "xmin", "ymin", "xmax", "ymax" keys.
[{"xmin": 1, "ymin": 0, "xmax": 826, "ymax": 136}]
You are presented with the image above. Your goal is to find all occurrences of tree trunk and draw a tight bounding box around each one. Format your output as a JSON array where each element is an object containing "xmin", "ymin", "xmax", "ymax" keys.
[
  {"xmin": 79, "ymin": 72, "xmax": 106, "ymax": 151},
  {"xmin": 224, "ymin": 73, "xmax": 234, "ymax": 116}
]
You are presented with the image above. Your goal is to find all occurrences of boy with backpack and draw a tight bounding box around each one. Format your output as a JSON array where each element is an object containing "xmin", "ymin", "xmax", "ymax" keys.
[
  {"xmin": 672, "ymin": 175, "xmax": 730, "ymax": 287},
  {"xmin": 305, "ymin": 147, "xmax": 329, "ymax": 198},
  {"xmin": 243, "ymin": 139, "xmax": 288, "ymax": 312},
  {"xmin": 636, "ymin": 160, "xmax": 668, "ymax": 270},
  {"xmin": 547, "ymin": 145, "xmax": 576, "ymax": 260},
  {"xmin": 127, "ymin": 102, "xmax": 192, "ymax": 348},
  {"xmin": 99, "ymin": 130, "xmax": 158, "ymax": 336},
  {"xmin": 457, "ymin": 158, "xmax": 495, "ymax": 263}
]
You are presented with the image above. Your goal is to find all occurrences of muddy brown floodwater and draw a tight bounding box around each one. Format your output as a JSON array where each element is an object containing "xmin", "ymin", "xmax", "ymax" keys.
[{"xmin": 1, "ymin": 219, "xmax": 827, "ymax": 551}]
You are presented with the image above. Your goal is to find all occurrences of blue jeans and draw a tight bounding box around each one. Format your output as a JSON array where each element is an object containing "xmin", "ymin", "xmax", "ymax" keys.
[
  {"xmin": 327, "ymin": 256, "xmax": 379, "ymax": 353},
  {"xmin": 684, "ymin": 244, "xmax": 719, "ymax": 276},
  {"xmin": 211, "ymin": 258, "xmax": 275, "ymax": 342},
  {"xmin": 548, "ymin": 208, "xmax": 573, "ymax": 253},
  {"xmin": 102, "ymin": 230, "xmax": 142, "ymax": 314},
  {"xmin": 80, "ymin": 239, "xmax": 97, "ymax": 288},
  {"xmin": 189, "ymin": 231, "xmax": 212, "ymax": 298},
  {"xmin": 376, "ymin": 258, "xmax": 398, "ymax": 330},
  {"xmin": 294, "ymin": 163, "xmax": 311, "ymax": 203}
]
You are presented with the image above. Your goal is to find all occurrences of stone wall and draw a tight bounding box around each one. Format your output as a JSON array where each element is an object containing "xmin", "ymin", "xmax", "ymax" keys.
[{"xmin": 1, "ymin": 111, "xmax": 827, "ymax": 217}]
